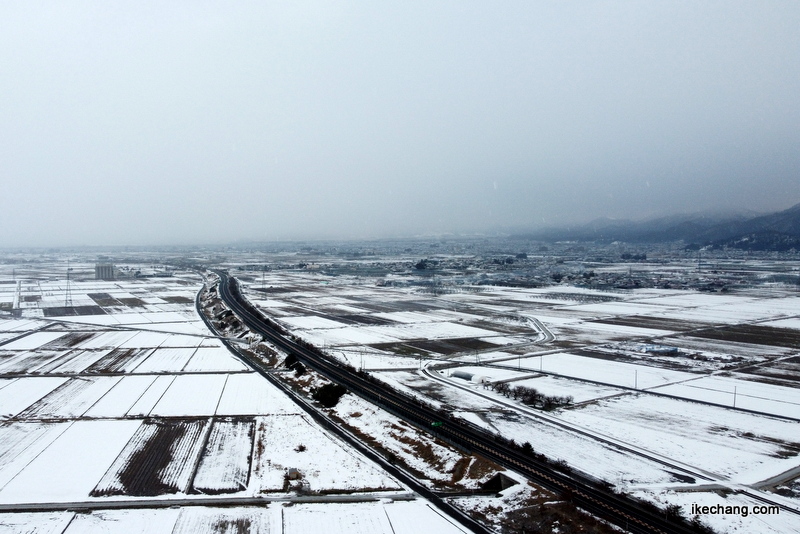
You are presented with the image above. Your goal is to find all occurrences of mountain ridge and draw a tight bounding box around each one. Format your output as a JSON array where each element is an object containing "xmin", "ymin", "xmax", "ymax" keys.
[{"xmin": 516, "ymin": 203, "xmax": 800, "ymax": 250}]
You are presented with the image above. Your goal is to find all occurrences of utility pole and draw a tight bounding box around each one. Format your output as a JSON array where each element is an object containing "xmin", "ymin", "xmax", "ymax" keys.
[{"xmin": 733, "ymin": 386, "xmax": 737, "ymax": 408}]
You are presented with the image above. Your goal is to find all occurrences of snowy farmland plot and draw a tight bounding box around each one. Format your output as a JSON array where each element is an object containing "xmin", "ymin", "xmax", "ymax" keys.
[
  {"xmin": 0, "ymin": 259, "xmax": 426, "ymax": 531},
  {"xmin": 250, "ymin": 414, "xmax": 402, "ymax": 493},
  {"xmin": 1, "ymin": 251, "xmax": 799, "ymax": 534},
  {"xmin": 234, "ymin": 256, "xmax": 800, "ymax": 532}
]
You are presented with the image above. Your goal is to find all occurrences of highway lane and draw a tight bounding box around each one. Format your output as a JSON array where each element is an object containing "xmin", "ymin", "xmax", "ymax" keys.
[{"xmin": 216, "ymin": 271, "xmax": 704, "ymax": 534}]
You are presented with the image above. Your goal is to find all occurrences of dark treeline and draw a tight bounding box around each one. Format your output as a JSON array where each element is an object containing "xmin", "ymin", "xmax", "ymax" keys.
[{"xmin": 489, "ymin": 382, "xmax": 573, "ymax": 410}]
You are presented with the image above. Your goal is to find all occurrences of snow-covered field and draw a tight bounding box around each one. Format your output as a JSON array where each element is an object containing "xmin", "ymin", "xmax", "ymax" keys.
[
  {"xmin": 2, "ymin": 257, "xmax": 799, "ymax": 534},
  {"xmin": 235, "ymin": 267, "xmax": 800, "ymax": 533},
  {"xmin": 649, "ymin": 375, "xmax": 800, "ymax": 419},
  {"xmin": 558, "ymin": 394, "xmax": 800, "ymax": 484},
  {"xmin": 0, "ymin": 266, "xmax": 456, "ymax": 533},
  {"xmin": 251, "ymin": 414, "xmax": 401, "ymax": 493},
  {"xmin": 0, "ymin": 501, "xmax": 470, "ymax": 534}
]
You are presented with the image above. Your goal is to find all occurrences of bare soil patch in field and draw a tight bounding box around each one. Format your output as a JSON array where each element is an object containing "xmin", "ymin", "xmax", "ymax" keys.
[
  {"xmin": 92, "ymin": 418, "xmax": 209, "ymax": 497},
  {"xmin": 118, "ymin": 297, "xmax": 147, "ymax": 307},
  {"xmin": 370, "ymin": 342, "xmax": 431, "ymax": 356},
  {"xmin": 688, "ymin": 324, "xmax": 800, "ymax": 348},
  {"xmin": 40, "ymin": 332, "xmax": 96, "ymax": 350},
  {"xmin": 334, "ymin": 314, "xmax": 396, "ymax": 326},
  {"xmin": 86, "ymin": 348, "xmax": 152, "ymax": 373},
  {"xmin": 43, "ymin": 306, "xmax": 106, "ymax": 317},
  {"xmin": 403, "ymin": 338, "xmax": 499, "ymax": 355},
  {"xmin": 162, "ymin": 296, "xmax": 193, "ymax": 304},
  {"xmin": 590, "ymin": 316, "xmax": 710, "ymax": 332},
  {"xmin": 88, "ymin": 293, "xmax": 122, "ymax": 306},
  {"xmin": 736, "ymin": 357, "xmax": 800, "ymax": 384}
]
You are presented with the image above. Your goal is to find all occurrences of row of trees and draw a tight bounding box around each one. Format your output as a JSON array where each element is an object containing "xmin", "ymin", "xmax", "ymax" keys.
[{"xmin": 489, "ymin": 382, "xmax": 573, "ymax": 410}]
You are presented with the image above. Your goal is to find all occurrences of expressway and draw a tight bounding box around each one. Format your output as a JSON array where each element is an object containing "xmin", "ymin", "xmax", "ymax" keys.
[{"xmin": 216, "ymin": 271, "xmax": 703, "ymax": 534}]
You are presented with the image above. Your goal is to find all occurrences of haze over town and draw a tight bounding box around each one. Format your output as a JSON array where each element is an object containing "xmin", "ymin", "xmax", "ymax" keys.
[{"xmin": 2, "ymin": 1, "xmax": 799, "ymax": 247}]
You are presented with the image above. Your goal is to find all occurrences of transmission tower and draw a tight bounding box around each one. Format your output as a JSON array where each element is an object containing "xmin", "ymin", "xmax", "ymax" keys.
[{"xmin": 64, "ymin": 260, "xmax": 73, "ymax": 308}]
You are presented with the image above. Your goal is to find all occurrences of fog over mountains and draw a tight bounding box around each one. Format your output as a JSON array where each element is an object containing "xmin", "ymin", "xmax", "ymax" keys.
[{"xmin": 522, "ymin": 202, "xmax": 800, "ymax": 251}]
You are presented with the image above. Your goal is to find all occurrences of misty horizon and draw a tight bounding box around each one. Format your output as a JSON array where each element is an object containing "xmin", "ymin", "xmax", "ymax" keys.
[{"xmin": 2, "ymin": 2, "xmax": 799, "ymax": 247}]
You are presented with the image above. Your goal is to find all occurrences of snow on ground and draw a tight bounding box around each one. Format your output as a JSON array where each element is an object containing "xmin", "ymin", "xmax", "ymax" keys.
[
  {"xmin": 571, "ymin": 320, "xmax": 675, "ymax": 338},
  {"xmin": 331, "ymin": 394, "xmax": 467, "ymax": 488},
  {"xmin": 149, "ymin": 374, "xmax": 228, "ymax": 417},
  {"xmin": 0, "ymin": 419, "xmax": 141, "ymax": 503},
  {"xmin": 280, "ymin": 315, "xmax": 350, "ymax": 330},
  {"xmin": 183, "ymin": 345, "xmax": 250, "ymax": 372},
  {"xmin": 447, "ymin": 366, "xmax": 625, "ymax": 404},
  {"xmin": 93, "ymin": 419, "xmax": 208, "ymax": 496},
  {"xmin": 0, "ymin": 331, "xmax": 67, "ymax": 351},
  {"xmin": 19, "ymin": 376, "xmax": 121, "ymax": 418},
  {"xmin": 0, "ymin": 377, "xmax": 68, "ymax": 418},
  {"xmin": 61, "ymin": 509, "xmax": 181, "ymax": 534},
  {"xmin": 133, "ymin": 347, "xmax": 197, "ymax": 373},
  {"xmin": 51, "ymin": 315, "xmax": 123, "ymax": 326},
  {"xmin": 763, "ymin": 317, "xmax": 800, "ymax": 330},
  {"xmin": 0, "ymin": 512, "xmax": 75, "ymax": 534},
  {"xmin": 295, "ymin": 321, "xmax": 506, "ymax": 349},
  {"xmin": 511, "ymin": 352, "xmax": 695, "ymax": 389},
  {"xmin": 215, "ymin": 373, "xmax": 301, "ymax": 416},
  {"xmin": 486, "ymin": 409, "xmax": 674, "ymax": 487},
  {"xmin": 171, "ymin": 506, "xmax": 278, "ymax": 534},
  {"xmin": 0, "ymin": 319, "xmax": 46, "ymax": 332},
  {"xmin": 118, "ymin": 331, "xmax": 173, "ymax": 348},
  {"xmin": 376, "ymin": 371, "xmax": 499, "ymax": 412},
  {"xmin": 558, "ymin": 394, "xmax": 800, "ymax": 483},
  {"xmin": 125, "ymin": 375, "xmax": 176, "ymax": 417},
  {"xmin": 381, "ymin": 321, "xmax": 501, "ymax": 341},
  {"xmin": 251, "ymin": 414, "xmax": 401, "ymax": 493},
  {"xmin": 0, "ymin": 351, "xmax": 59, "ymax": 374},
  {"xmin": 31, "ymin": 501, "xmax": 471, "ymax": 534},
  {"xmin": 284, "ymin": 501, "xmax": 470, "ymax": 534},
  {"xmin": 0, "ymin": 423, "xmax": 68, "ymax": 491},
  {"xmin": 157, "ymin": 334, "xmax": 207, "ymax": 348},
  {"xmin": 48, "ymin": 349, "xmax": 108, "ymax": 374},
  {"xmin": 134, "ymin": 321, "xmax": 209, "ymax": 334},
  {"xmin": 634, "ymin": 489, "xmax": 800, "ymax": 534},
  {"xmin": 83, "ymin": 375, "xmax": 158, "ymax": 418},
  {"xmin": 650, "ymin": 375, "xmax": 800, "ymax": 419},
  {"xmin": 330, "ymin": 348, "xmax": 419, "ymax": 370},
  {"xmin": 298, "ymin": 326, "xmax": 399, "ymax": 346},
  {"xmin": 191, "ymin": 418, "xmax": 254, "ymax": 494}
]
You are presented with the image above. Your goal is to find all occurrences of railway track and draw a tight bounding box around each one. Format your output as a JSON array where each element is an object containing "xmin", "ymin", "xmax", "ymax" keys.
[{"xmin": 216, "ymin": 271, "xmax": 705, "ymax": 534}]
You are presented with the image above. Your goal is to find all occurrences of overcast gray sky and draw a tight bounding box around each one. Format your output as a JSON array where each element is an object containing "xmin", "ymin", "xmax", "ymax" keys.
[{"xmin": 2, "ymin": 1, "xmax": 799, "ymax": 246}]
